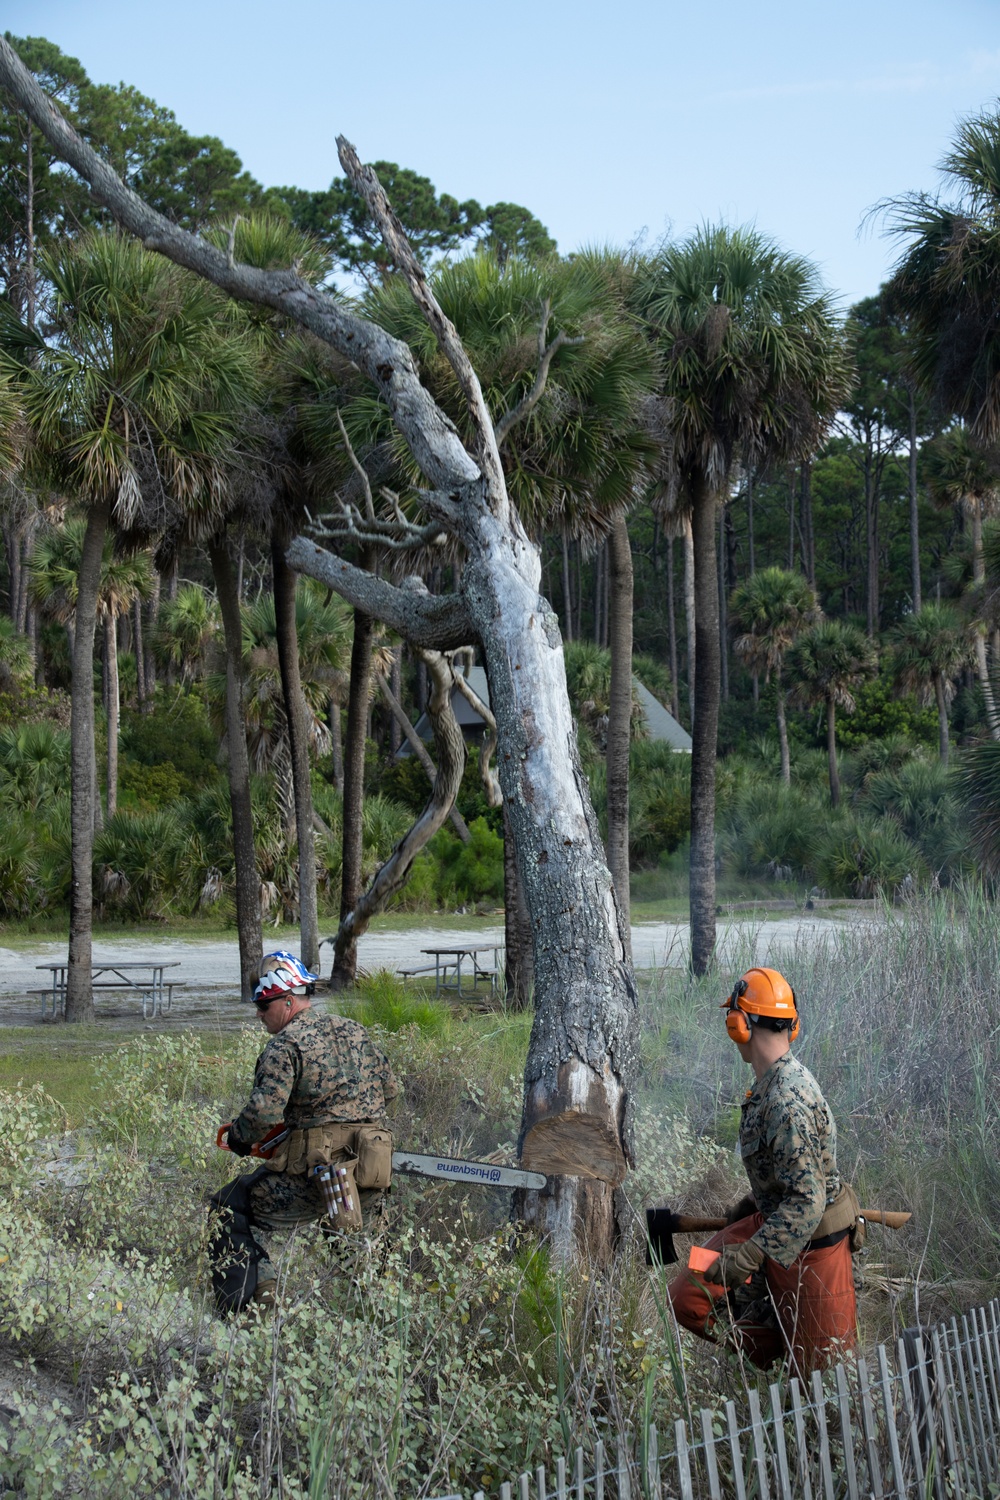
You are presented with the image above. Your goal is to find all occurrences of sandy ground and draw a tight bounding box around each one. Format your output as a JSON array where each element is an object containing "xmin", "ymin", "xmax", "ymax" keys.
[{"xmin": 0, "ymin": 909, "xmax": 868, "ymax": 1028}]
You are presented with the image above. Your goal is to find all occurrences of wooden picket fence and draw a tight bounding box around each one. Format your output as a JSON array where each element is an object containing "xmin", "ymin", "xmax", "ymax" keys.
[{"xmin": 444, "ymin": 1298, "xmax": 1000, "ymax": 1500}]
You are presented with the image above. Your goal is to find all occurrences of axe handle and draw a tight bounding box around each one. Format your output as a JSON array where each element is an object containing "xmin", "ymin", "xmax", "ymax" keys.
[
  {"xmin": 859, "ymin": 1209, "xmax": 911, "ymax": 1229},
  {"xmin": 671, "ymin": 1209, "xmax": 911, "ymax": 1234}
]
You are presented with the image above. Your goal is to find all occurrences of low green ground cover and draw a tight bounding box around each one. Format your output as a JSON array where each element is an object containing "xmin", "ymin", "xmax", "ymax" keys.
[{"xmin": 1, "ymin": 896, "xmax": 995, "ymax": 1496}]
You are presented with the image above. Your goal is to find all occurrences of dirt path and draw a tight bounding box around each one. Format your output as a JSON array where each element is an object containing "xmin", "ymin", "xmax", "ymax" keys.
[{"xmin": 0, "ymin": 909, "xmax": 868, "ymax": 1029}]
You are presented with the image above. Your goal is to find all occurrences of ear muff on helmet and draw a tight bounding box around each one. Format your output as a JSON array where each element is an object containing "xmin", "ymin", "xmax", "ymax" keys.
[
  {"xmin": 722, "ymin": 970, "xmax": 800, "ymax": 1042},
  {"xmin": 725, "ymin": 979, "xmax": 752, "ymax": 1044}
]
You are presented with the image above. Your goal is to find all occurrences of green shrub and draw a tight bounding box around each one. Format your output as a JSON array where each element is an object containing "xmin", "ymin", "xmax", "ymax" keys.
[
  {"xmin": 0, "ymin": 814, "xmax": 42, "ymax": 915},
  {"xmin": 94, "ymin": 809, "xmax": 189, "ymax": 920},
  {"xmin": 347, "ymin": 969, "xmax": 451, "ymax": 1036},
  {"xmin": 119, "ymin": 759, "xmax": 187, "ymax": 811},
  {"xmin": 721, "ymin": 783, "xmax": 822, "ymax": 878},
  {"xmin": 433, "ymin": 817, "xmax": 504, "ymax": 908},
  {"xmin": 814, "ymin": 812, "xmax": 923, "ymax": 896},
  {"xmin": 121, "ymin": 690, "xmax": 222, "ymax": 793}
]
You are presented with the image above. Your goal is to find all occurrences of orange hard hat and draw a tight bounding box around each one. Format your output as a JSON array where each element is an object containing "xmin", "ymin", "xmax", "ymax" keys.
[{"xmin": 721, "ymin": 967, "xmax": 799, "ymax": 1042}]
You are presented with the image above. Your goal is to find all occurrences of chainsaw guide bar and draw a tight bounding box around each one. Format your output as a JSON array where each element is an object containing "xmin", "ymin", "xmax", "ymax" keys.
[{"xmin": 391, "ymin": 1151, "xmax": 546, "ymax": 1190}]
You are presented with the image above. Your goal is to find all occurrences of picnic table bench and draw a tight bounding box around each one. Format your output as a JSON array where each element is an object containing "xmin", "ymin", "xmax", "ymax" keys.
[
  {"xmin": 417, "ymin": 945, "xmax": 501, "ymax": 999},
  {"xmin": 31, "ymin": 961, "xmax": 183, "ymax": 1020}
]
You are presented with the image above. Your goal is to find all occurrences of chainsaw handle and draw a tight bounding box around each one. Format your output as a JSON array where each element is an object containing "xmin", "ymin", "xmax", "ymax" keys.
[{"xmin": 859, "ymin": 1209, "xmax": 911, "ymax": 1230}]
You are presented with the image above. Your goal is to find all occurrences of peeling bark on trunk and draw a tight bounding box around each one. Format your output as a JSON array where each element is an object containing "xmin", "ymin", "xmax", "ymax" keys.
[
  {"xmin": 689, "ymin": 485, "xmax": 720, "ymax": 976},
  {"xmin": 606, "ymin": 515, "xmax": 632, "ymax": 953},
  {"xmin": 209, "ymin": 538, "xmax": 261, "ymax": 1001},
  {"xmin": 272, "ymin": 538, "xmax": 319, "ymax": 973},
  {"xmin": 332, "ymin": 606, "xmax": 373, "ymax": 989},
  {"xmin": 503, "ymin": 800, "xmax": 534, "ymax": 1009},
  {"xmin": 66, "ymin": 500, "xmax": 109, "ymax": 1023}
]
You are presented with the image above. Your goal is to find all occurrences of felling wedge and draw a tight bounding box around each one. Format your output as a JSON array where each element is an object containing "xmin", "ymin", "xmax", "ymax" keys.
[{"xmin": 645, "ymin": 1204, "xmax": 912, "ymax": 1266}]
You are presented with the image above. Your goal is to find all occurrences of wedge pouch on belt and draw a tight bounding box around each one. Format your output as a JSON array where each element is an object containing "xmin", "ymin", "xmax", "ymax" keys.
[
  {"xmin": 263, "ymin": 1123, "xmax": 393, "ymax": 1189},
  {"xmin": 812, "ymin": 1180, "xmax": 865, "ymax": 1252}
]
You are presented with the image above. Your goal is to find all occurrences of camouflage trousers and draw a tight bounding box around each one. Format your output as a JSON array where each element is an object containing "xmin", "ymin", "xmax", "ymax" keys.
[{"xmin": 207, "ymin": 1165, "xmax": 388, "ymax": 1313}]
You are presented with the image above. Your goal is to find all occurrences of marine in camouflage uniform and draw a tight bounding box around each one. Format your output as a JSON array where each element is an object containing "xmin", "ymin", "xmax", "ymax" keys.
[
  {"xmin": 209, "ymin": 962, "xmax": 398, "ymax": 1314},
  {"xmin": 667, "ymin": 968, "xmax": 857, "ymax": 1375}
]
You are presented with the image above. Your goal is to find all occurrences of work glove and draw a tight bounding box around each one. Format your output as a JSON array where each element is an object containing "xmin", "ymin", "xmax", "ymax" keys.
[
  {"xmin": 703, "ymin": 1237, "xmax": 765, "ymax": 1288},
  {"xmin": 225, "ymin": 1126, "xmax": 252, "ymax": 1158}
]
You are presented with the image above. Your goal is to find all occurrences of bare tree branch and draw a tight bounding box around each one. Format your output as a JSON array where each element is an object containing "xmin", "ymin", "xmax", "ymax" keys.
[
  {"xmin": 452, "ymin": 670, "xmax": 502, "ymax": 807},
  {"xmin": 376, "ymin": 672, "xmax": 470, "ymax": 841},
  {"xmin": 304, "ymin": 501, "xmax": 448, "ymax": 554},
  {"xmin": 332, "ymin": 647, "xmax": 468, "ymax": 959},
  {"xmin": 336, "ymin": 136, "xmax": 508, "ymax": 509},
  {"xmin": 495, "ymin": 300, "xmax": 585, "ymax": 448},
  {"xmin": 0, "ymin": 37, "xmax": 480, "ymax": 495},
  {"xmin": 335, "ymin": 409, "xmax": 375, "ymax": 521},
  {"xmin": 286, "ymin": 537, "xmax": 477, "ymax": 650}
]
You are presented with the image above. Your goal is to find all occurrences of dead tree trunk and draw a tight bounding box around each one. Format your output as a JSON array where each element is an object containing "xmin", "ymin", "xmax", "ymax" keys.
[{"xmin": 1, "ymin": 55, "xmax": 638, "ymax": 1262}]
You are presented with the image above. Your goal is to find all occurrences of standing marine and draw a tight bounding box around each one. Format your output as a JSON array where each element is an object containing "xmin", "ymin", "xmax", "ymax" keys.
[
  {"xmin": 667, "ymin": 966, "xmax": 859, "ymax": 1376},
  {"xmin": 209, "ymin": 952, "xmax": 398, "ymax": 1314}
]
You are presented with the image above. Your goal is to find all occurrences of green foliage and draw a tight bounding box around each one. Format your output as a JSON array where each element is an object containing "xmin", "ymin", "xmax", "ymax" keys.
[
  {"xmin": 94, "ymin": 808, "xmax": 189, "ymax": 920},
  {"xmin": 346, "ymin": 970, "xmax": 451, "ymax": 1037},
  {"xmin": 834, "ymin": 668, "xmax": 938, "ymax": 747},
  {"xmin": 121, "ymin": 692, "xmax": 221, "ymax": 794},
  {"xmin": 119, "ymin": 758, "xmax": 187, "ymax": 811},
  {"xmin": 433, "ymin": 818, "xmax": 505, "ymax": 909},
  {"xmin": 721, "ymin": 784, "xmax": 822, "ymax": 879},
  {"xmin": 0, "ymin": 813, "xmax": 42, "ymax": 914},
  {"xmin": 814, "ymin": 811, "xmax": 923, "ymax": 896}
]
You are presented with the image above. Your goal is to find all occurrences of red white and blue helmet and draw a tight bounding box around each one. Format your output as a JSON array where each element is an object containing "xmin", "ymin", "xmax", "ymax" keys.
[{"xmin": 253, "ymin": 951, "xmax": 318, "ymax": 1007}]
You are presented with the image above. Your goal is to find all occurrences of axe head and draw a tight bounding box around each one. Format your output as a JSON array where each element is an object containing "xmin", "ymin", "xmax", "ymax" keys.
[{"xmin": 645, "ymin": 1207, "xmax": 679, "ymax": 1267}]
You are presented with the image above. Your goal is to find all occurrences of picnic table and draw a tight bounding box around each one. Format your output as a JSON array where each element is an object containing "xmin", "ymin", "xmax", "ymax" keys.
[
  {"xmin": 32, "ymin": 960, "xmax": 182, "ymax": 1020},
  {"xmin": 412, "ymin": 944, "xmax": 501, "ymax": 999}
]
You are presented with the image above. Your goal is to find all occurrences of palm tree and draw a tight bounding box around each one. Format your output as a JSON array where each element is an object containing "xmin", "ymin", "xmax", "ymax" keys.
[
  {"xmin": 7, "ymin": 231, "xmax": 251, "ymax": 1020},
  {"xmin": 890, "ymin": 603, "xmax": 971, "ymax": 765},
  {"xmin": 884, "ymin": 105, "xmax": 1000, "ymax": 447},
  {"xmin": 153, "ymin": 582, "xmax": 219, "ymax": 684},
  {"xmin": 922, "ymin": 426, "xmax": 1000, "ymax": 736},
  {"xmin": 635, "ymin": 227, "xmax": 847, "ymax": 972},
  {"xmin": 730, "ymin": 568, "xmax": 820, "ymax": 785},
  {"xmin": 29, "ymin": 519, "xmax": 151, "ymax": 818},
  {"xmin": 787, "ymin": 620, "xmax": 878, "ymax": 807}
]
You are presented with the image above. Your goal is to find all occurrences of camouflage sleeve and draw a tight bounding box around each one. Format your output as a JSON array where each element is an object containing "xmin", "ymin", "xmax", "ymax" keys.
[
  {"xmin": 380, "ymin": 1049, "xmax": 399, "ymax": 1103},
  {"xmin": 230, "ymin": 1036, "xmax": 301, "ymax": 1145},
  {"xmin": 752, "ymin": 1105, "xmax": 828, "ymax": 1267}
]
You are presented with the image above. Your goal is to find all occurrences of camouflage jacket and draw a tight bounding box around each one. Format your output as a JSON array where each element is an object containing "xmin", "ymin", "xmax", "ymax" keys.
[
  {"xmin": 739, "ymin": 1052, "xmax": 841, "ymax": 1267},
  {"xmin": 230, "ymin": 1007, "xmax": 399, "ymax": 1146}
]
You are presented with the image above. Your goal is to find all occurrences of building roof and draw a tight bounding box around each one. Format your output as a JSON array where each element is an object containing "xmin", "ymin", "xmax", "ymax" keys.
[{"xmin": 398, "ymin": 664, "xmax": 692, "ymax": 755}]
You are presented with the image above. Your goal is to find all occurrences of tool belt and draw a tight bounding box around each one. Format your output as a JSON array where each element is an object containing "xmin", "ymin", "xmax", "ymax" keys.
[
  {"xmin": 810, "ymin": 1181, "xmax": 864, "ymax": 1252},
  {"xmin": 263, "ymin": 1122, "xmax": 393, "ymax": 1189}
]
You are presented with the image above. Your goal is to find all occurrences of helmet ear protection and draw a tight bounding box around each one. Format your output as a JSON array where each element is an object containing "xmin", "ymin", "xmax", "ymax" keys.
[{"xmin": 724, "ymin": 973, "xmax": 800, "ymax": 1043}]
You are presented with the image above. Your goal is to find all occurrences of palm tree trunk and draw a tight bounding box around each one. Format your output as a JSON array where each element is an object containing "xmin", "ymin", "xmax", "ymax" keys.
[
  {"xmin": 718, "ymin": 506, "xmax": 729, "ymax": 703},
  {"xmin": 132, "ymin": 596, "xmax": 145, "ymax": 710},
  {"xmin": 865, "ymin": 451, "xmax": 878, "ymax": 637},
  {"xmin": 776, "ymin": 682, "xmax": 791, "ymax": 785},
  {"xmin": 142, "ymin": 570, "xmax": 159, "ymax": 708},
  {"xmin": 934, "ymin": 673, "xmax": 949, "ymax": 766},
  {"xmin": 66, "ymin": 499, "xmax": 110, "ymax": 1023},
  {"xmin": 208, "ymin": 537, "xmax": 262, "ymax": 1002},
  {"xmin": 683, "ymin": 517, "xmax": 696, "ymax": 729},
  {"xmin": 331, "ymin": 605, "xmax": 373, "ymax": 989},
  {"xmin": 272, "ymin": 538, "xmax": 320, "ymax": 973},
  {"xmin": 561, "ymin": 533, "xmax": 573, "ymax": 642},
  {"xmin": 666, "ymin": 535, "xmax": 679, "ymax": 721},
  {"xmin": 826, "ymin": 697, "xmax": 840, "ymax": 809},
  {"xmin": 606, "ymin": 514, "xmax": 633, "ymax": 955},
  {"xmin": 747, "ymin": 469, "xmax": 755, "ymax": 575},
  {"xmin": 388, "ymin": 645, "xmax": 402, "ymax": 756},
  {"xmin": 908, "ymin": 388, "xmax": 921, "ymax": 612},
  {"xmin": 970, "ymin": 499, "xmax": 1000, "ymax": 738},
  {"xmin": 105, "ymin": 614, "xmax": 119, "ymax": 819},
  {"xmin": 329, "ymin": 697, "xmax": 344, "ymax": 792},
  {"xmin": 689, "ymin": 484, "xmax": 720, "ymax": 976}
]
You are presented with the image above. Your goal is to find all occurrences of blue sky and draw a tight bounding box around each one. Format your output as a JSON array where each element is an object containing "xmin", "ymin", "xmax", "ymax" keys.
[{"xmin": 6, "ymin": 0, "xmax": 1000, "ymax": 306}]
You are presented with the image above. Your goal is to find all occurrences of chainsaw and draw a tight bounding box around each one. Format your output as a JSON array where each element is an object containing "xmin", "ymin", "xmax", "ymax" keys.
[{"xmin": 216, "ymin": 1122, "xmax": 547, "ymax": 1190}]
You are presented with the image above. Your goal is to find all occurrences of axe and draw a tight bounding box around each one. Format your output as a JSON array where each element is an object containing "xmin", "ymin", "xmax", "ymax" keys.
[{"xmin": 645, "ymin": 1205, "xmax": 912, "ymax": 1266}]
